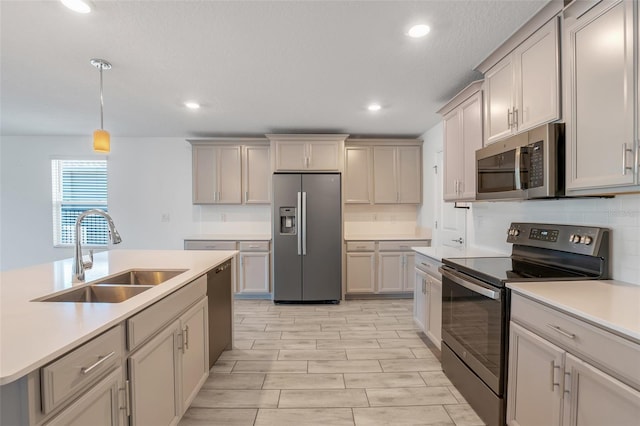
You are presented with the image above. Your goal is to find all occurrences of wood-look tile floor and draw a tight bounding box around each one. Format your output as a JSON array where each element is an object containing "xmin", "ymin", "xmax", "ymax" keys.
[{"xmin": 179, "ymin": 299, "xmax": 485, "ymax": 426}]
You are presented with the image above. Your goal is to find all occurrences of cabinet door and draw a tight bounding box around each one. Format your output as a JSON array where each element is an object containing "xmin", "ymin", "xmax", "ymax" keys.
[
  {"xmin": 307, "ymin": 141, "xmax": 341, "ymax": 170},
  {"xmin": 459, "ymin": 92, "xmax": 482, "ymax": 200},
  {"xmin": 44, "ymin": 368, "xmax": 125, "ymax": 426},
  {"xmin": 377, "ymin": 252, "xmax": 403, "ymax": 292},
  {"xmin": 507, "ymin": 322, "xmax": 563, "ymax": 426},
  {"xmin": 239, "ymin": 252, "xmax": 270, "ymax": 293},
  {"xmin": 243, "ymin": 145, "xmax": 271, "ymax": 204},
  {"xmin": 346, "ymin": 252, "xmax": 375, "ymax": 293},
  {"xmin": 217, "ymin": 146, "xmax": 242, "ymax": 204},
  {"xmin": 413, "ymin": 269, "xmax": 427, "ymax": 331},
  {"xmin": 180, "ymin": 298, "xmax": 209, "ymax": 413},
  {"xmin": 516, "ymin": 17, "xmax": 560, "ymax": 132},
  {"xmin": 563, "ymin": 353, "xmax": 640, "ymax": 426},
  {"xmin": 192, "ymin": 145, "xmax": 217, "ymax": 204},
  {"xmin": 403, "ymin": 252, "xmax": 416, "ymax": 291},
  {"xmin": 397, "ymin": 147, "xmax": 422, "ymax": 203},
  {"xmin": 129, "ymin": 320, "xmax": 181, "ymax": 426},
  {"xmin": 566, "ymin": 0, "xmax": 636, "ymax": 191},
  {"xmin": 443, "ymin": 109, "xmax": 463, "ymax": 201},
  {"xmin": 373, "ymin": 147, "xmax": 398, "ymax": 203},
  {"xmin": 485, "ymin": 55, "xmax": 515, "ymax": 144},
  {"xmin": 274, "ymin": 141, "xmax": 307, "ymax": 170},
  {"xmin": 344, "ymin": 146, "xmax": 372, "ymax": 203},
  {"xmin": 426, "ymin": 276, "xmax": 442, "ymax": 349}
]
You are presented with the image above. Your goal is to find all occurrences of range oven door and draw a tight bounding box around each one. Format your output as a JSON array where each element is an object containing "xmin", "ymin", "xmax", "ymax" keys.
[{"xmin": 440, "ymin": 266, "xmax": 506, "ymax": 396}]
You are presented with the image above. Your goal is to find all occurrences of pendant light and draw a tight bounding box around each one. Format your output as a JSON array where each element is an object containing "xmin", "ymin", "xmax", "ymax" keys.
[{"xmin": 90, "ymin": 58, "xmax": 112, "ymax": 153}]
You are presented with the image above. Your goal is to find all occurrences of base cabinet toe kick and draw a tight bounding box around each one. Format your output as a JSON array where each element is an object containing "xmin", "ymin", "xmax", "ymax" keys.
[{"xmin": 1, "ymin": 266, "xmax": 233, "ymax": 426}]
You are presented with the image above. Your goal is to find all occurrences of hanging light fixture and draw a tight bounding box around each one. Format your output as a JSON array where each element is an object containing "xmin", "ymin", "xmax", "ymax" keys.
[{"xmin": 90, "ymin": 58, "xmax": 112, "ymax": 153}]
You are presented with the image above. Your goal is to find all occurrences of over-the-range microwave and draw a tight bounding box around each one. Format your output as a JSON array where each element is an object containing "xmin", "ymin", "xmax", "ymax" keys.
[{"xmin": 476, "ymin": 123, "xmax": 564, "ymax": 201}]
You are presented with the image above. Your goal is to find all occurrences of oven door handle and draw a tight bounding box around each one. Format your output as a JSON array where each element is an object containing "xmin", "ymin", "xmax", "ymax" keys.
[{"xmin": 439, "ymin": 267, "xmax": 501, "ymax": 300}]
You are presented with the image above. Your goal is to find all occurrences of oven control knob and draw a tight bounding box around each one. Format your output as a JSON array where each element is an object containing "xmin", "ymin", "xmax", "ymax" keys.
[
  {"xmin": 583, "ymin": 236, "xmax": 593, "ymax": 245},
  {"xmin": 508, "ymin": 229, "xmax": 514, "ymax": 236},
  {"xmin": 570, "ymin": 234, "xmax": 580, "ymax": 243},
  {"xmin": 513, "ymin": 229, "xmax": 520, "ymax": 236},
  {"xmin": 569, "ymin": 234, "xmax": 576, "ymax": 243}
]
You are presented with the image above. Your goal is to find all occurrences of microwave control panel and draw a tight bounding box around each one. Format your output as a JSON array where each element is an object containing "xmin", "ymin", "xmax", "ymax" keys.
[{"xmin": 528, "ymin": 141, "xmax": 544, "ymax": 188}]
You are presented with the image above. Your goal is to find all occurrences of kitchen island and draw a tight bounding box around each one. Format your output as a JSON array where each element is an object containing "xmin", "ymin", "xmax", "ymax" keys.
[{"xmin": 0, "ymin": 249, "xmax": 236, "ymax": 425}]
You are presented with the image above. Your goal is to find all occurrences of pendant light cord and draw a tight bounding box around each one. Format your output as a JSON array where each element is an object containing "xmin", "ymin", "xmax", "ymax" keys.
[{"xmin": 99, "ymin": 65, "xmax": 104, "ymax": 130}]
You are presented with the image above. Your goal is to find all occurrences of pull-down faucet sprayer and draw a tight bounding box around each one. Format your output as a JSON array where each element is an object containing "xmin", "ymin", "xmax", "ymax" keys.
[{"xmin": 73, "ymin": 209, "xmax": 122, "ymax": 282}]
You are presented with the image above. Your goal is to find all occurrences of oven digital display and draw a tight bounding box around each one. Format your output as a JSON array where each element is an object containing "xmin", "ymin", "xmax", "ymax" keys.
[{"xmin": 529, "ymin": 228, "xmax": 559, "ymax": 242}]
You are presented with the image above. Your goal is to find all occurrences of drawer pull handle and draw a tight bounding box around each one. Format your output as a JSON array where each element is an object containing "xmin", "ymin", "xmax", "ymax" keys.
[
  {"xmin": 81, "ymin": 351, "xmax": 115, "ymax": 375},
  {"xmin": 249, "ymin": 245, "xmax": 259, "ymax": 248},
  {"xmin": 420, "ymin": 262, "xmax": 430, "ymax": 267},
  {"xmin": 546, "ymin": 324, "xmax": 575, "ymax": 339},
  {"xmin": 205, "ymin": 245, "xmax": 217, "ymax": 249},
  {"xmin": 356, "ymin": 246, "xmax": 366, "ymax": 249}
]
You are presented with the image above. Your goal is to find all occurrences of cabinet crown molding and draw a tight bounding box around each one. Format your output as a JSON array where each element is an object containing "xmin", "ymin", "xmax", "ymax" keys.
[
  {"xmin": 187, "ymin": 137, "xmax": 269, "ymax": 146},
  {"xmin": 474, "ymin": 0, "xmax": 563, "ymax": 74},
  {"xmin": 265, "ymin": 134, "xmax": 349, "ymax": 143},
  {"xmin": 346, "ymin": 138, "xmax": 422, "ymax": 146},
  {"xmin": 437, "ymin": 80, "xmax": 483, "ymax": 116}
]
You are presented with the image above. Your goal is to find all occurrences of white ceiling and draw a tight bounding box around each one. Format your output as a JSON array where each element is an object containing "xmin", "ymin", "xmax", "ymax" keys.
[{"xmin": 0, "ymin": 0, "xmax": 547, "ymax": 138}]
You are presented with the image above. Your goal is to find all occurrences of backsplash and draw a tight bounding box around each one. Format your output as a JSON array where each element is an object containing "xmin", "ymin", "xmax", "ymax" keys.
[
  {"xmin": 344, "ymin": 204, "xmax": 429, "ymax": 237},
  {"xmin": 468, "ymin": 194, "xmax": 640, "ymax": 285},
  {"xmin": 192, "ymin": 204, "xmax": 271, "ymax": 235}
]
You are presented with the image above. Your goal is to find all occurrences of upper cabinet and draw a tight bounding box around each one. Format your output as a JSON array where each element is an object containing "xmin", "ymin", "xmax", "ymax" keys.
[
  {"xmin": 438, "ymin": 81, "xmax": 483, "ymax": 201},
  {"xmin": 372, "ymin": 144, "xmax": 422, "ymax": 204},
  {"xmin": 267, "ymin": 134, "xmax": 347, "ymax": 172},
  {"xmin": 191, "ymin": 144, "xmax": 242, "ymax": 204},
  {"xmin": 483, "ymin": 17, "xmax": 561, "ymax": 145},
  {"xmin": 564, "ymin": 0, "xmax": 639, "ymax": 195},
  {"xmin": 189, "ymin": 139, "xmax": 270, "ymax": 205},
  {"xmin": 344, "ymin": 146, "xmax": 373, "ymax": 203}
]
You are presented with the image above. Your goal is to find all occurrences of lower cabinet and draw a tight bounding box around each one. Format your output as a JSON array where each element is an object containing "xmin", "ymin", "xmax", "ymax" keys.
[
  {"xmin": 508, "ymin": 294, "xmax": 640, "ymax": 426},
  {"xmin": 346, "ymin": 252, "xmax": 376, "ymax": 293},
  {"xmin": 44, "ymin": 368, "xmax": 126, "ymax": 426},
  {"xmin": 129, "ymin": 297, "xmax": 208, "ymax": 426},
  {"xmin": 413, "ymin": 253, "xmax": 442, "ymax": 349},
  {"xmin": 378, "ymin": 251, "xmax": 415, "ymax": 292},
  {"xmin": 238, "ymin": 241, "xmax": 270, "ymax": 294}
]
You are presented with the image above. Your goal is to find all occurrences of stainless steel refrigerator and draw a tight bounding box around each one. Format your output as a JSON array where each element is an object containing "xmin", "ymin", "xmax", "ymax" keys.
[{"xmin": 272, "ymin": 173, "xmax": 341, "ymax": 303}]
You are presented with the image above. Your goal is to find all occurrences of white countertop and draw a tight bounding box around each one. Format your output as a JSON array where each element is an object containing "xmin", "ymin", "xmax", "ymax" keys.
[
  {"xmin": 412, "ymin": 246, "xmax": 508, "ymax": 262},
  {"xmin": 184, "ymin": 234, "xmax": 271, "ymax": 241},
  {"xmin": 344, "ymin": 233, "xmax": 431, "ymax": 241},
  {"xmin": 507, "ymin": 280, "xmax": 640, "ymax": 343},
  {"xmin": 0, "ymin": 249, "xmax": 236, "ymax": 385}
]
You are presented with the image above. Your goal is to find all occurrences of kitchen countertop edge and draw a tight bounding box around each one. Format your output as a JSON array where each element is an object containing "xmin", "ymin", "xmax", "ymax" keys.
[
  {"xmin": 507, "ymin": 280, "xmax": 640, "ymax": 344},
  {"xmin": 0, "ymin": 249, "xmax": 237, "ymax": 386},
  {"xmin": 412, "ymin": 246, "xmax": 509, "ymax": 262}
]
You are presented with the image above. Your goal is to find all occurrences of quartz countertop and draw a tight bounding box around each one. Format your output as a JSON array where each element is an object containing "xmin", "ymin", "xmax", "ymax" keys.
[
  {"xmin": 0, "ymin": 249, "xmax": 236, "ymax": 385},
  {"xmin": 507, "ymin": 280, "xmax": 640, "ymax": 343},
  {"xmin": 184, "ymin": 234, "xmax": 271, "ymax": 241},
  {"xmin": 412, "ymin": 246, "xmax": 508, "ymax": 262}
]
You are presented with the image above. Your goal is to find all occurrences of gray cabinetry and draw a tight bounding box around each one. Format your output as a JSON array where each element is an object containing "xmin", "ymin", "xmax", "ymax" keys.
[
  {"xmin": 413, "ymin": 253, "xmax": 442, "ymax": 349},
  {"xmin": 564, "ymin": 0, "xmax": 639, "ymax": 195},
  {"xmin": 373, "ymin": 146, "xmax": 421, "ymax": 204},
  {"xmin": 508, "ymin": 293, "xmax": 640, "ymax": 426}
]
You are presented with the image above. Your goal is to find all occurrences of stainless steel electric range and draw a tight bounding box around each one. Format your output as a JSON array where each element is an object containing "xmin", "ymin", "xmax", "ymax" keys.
[{"xmin": 439, "ymin": 223, "xmax": 611, "ymax": 426}]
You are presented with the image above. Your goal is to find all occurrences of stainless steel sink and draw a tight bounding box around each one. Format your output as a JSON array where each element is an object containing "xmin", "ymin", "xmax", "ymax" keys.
[
  {"xmin": 39, "ymin": 285, "xmax": 152, "ymax": 303},
  {"xmin": 93, "ymin": 269, "xmax": 187, "ymax": 286}
]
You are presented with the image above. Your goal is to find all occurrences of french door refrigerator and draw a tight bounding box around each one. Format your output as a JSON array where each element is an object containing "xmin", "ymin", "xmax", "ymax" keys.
[{"xmin": 272, "ymin": 173, "xmax": 341, "ymax": 303}]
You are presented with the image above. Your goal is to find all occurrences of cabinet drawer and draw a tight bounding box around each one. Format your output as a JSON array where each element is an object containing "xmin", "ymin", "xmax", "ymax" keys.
[
  {"xmin": 184, "ymin": 240, "xmax": 237, "ymax": 250},
  {"xmin": 415, "ymin": 253, "xmax": 442, "ymax": 279},
  {"xmin": 239, "ymin": 241, "xmax": 270, "ymax": 252},
  {"xmin": 511, "ymin": 294, "xmax": 640, "ymax": 389},
  {"xmin": 41, "ymin": 325, "xmax": 124, "ymax": 414},
  {"xmin": 127, "ymin": 275, "xmax": 207, "ymax": 350},
  {"xmin": 346, "ymin": 241, "xmax": 375, "ymax": 252},
  {"xmin": 378, "ymin": 240, "xmax": 429, "ymax": 251}
]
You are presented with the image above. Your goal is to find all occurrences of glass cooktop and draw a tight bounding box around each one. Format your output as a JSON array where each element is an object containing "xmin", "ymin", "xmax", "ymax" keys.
[{"xmin": 442, "ymin": 256, "xmax": 596, "ymax": 287}]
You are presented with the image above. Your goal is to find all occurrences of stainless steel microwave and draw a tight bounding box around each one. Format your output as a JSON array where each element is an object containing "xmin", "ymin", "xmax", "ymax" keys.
[{"xmin": 476, "ymin": 123, "xmax": 564, "ymax": 200}]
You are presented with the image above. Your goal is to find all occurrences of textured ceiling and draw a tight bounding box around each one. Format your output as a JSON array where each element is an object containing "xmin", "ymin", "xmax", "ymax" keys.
[{"xmin": 0, "ymin": 0, "xmax": 547, "ymax": 138}]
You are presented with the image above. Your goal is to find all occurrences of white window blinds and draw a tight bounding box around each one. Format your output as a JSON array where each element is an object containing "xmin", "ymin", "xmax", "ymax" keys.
[{"xmin": 51, "ymin": 160, "xmax": 108, "ymax": 246}]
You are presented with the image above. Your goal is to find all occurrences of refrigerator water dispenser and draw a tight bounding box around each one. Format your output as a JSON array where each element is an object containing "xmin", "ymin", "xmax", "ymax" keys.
[{"xmin": 279, "ymin": 207, "xmax": 297, "ymax": 235}]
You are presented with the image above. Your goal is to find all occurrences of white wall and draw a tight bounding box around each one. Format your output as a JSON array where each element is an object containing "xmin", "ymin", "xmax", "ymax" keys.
[
  {"xmin": 0, "ymin": 136, "xmax": 270, "ymax": 270},
  {"xmin": 416, "ymin": 124, "xmax": 443, "ymax": 245}
]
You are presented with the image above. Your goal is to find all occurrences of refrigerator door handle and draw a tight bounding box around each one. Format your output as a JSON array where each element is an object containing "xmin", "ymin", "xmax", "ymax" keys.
[
  {"xmin": 302, "ymin": 191, "xmax": 307, "ymax": 255},
  {"xmin": 297, "ymin": 191, "xmax": 302, "ymax": 256}
]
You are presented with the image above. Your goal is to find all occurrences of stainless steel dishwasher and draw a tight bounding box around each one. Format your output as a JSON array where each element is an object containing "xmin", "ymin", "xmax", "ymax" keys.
[{"xmin": 206, "ymin": 260, "xmax": 232, "ymax": 368}]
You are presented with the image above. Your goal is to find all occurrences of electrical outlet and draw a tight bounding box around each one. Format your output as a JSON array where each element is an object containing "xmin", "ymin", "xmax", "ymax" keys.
[
  {"xmin": 161, "ymin": 213, "xmax": 171, "ymax": 222},
  {"xmin": 221, "ymin": 213, "xmax": 227, "ymax": 222}
]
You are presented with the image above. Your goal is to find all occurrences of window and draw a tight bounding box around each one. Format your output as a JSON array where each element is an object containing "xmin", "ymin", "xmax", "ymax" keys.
[{"xmin": 51, "ymin": 159, "xmax": 108, "ymax": 247}]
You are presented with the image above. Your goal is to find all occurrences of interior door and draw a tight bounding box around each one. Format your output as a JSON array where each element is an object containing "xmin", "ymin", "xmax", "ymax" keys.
[
  {"xmin": 436, "ymin": 152, "xmax": 466, "ymax": 248},
  {"xmin": 301, "ymin": 173, "xmax": 341, "ymax": 301}
]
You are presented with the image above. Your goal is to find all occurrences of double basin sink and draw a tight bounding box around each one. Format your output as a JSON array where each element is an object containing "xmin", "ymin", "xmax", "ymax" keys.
[{"xmin": 38, "ymin": 270, "xmax": 187, "ymax": 303}]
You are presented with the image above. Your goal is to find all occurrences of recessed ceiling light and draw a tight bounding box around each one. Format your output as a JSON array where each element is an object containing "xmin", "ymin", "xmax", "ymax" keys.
[
  {"xmin": 407, "ymin": 24, "xmax": 430, "ymax": 38},
  {"xmin": 367, "ymin": 103, "xmax": 382, "ymax": 112},
  {"xmin": 61, "ymin": 0, "xmax": 91, "ymax": 14},
  {"xmin": 184, "ymin": 101, "xmax": 201, "ymax": 110}
]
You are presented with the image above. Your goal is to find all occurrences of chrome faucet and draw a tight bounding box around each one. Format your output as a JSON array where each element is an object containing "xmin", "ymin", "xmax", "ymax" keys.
[{"xmin": 73, "ymin": 209, "xmax": 122, "ymax": 282}]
